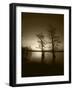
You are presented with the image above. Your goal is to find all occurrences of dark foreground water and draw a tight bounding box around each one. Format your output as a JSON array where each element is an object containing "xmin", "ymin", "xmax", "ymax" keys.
[{"xmin": 22, "ymin": 51, "xmax": 64, "ymax": 77}]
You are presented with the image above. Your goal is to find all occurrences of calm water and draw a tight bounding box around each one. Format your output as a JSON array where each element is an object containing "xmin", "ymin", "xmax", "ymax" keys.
[
  {"xmin": 29, "ymin": 52, "xmax": 64, "ymax": 64},
  {"xmin": 22, "ymin": 51, "xmax": 64, "ymax": 77}
]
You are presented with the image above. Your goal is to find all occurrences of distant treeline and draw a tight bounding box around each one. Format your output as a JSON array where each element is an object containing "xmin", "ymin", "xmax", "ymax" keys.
[{"xmin": 22, "ymin": 47, "xmax": 64, "ymax": 52}]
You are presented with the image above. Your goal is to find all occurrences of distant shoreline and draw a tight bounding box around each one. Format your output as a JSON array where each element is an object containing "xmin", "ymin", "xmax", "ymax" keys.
[
  {"xmin": 22, "ymin": 48, "xmax": 64, "ymax": 52},
  {"xmin": 23, "ymin": 50, "xmax": 64, "ymax": 52}
]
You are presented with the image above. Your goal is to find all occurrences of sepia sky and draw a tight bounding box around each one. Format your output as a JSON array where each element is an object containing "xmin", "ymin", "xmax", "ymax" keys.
[{"xmin": 21, "ymin": 13, "xmax": 64, "ymax": 50}]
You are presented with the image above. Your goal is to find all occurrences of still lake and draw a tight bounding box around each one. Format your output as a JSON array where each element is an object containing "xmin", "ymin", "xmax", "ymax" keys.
[
  {"xmin": 22, "ymin": 51, "xmax": 64, "ymax": 77},
  {"xmin": 28, "ymin": 51, "xmax": 64, "ymax": 64}
]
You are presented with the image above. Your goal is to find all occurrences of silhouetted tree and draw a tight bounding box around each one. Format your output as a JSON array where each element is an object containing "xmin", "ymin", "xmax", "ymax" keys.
[
  {"xmin": 36, "ymin": 33, "xmax": 46, "ymax": 63},
  {"xmin": 47, "ymin": 25, "xmax": 61, "ymax": 63}
]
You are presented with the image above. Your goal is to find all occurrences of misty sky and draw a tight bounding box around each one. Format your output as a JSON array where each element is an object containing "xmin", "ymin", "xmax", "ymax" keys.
[{"xmin": 21, "ymin": 13, "xmax": 64, "ymax": 50}]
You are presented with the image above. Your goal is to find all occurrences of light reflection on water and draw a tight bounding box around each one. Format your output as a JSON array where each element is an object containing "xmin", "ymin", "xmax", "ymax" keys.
[{"xmin": 31, "ymin": 52, "xmax": 64, "ymax": 64}]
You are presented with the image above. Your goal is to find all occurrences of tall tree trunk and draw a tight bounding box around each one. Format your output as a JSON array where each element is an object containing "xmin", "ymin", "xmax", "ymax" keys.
[
  {"xmin": 41, "ymin": 50, "xmax": 45, "ymax": 63},
  {"xmin": 52, "ymin": 50, "xmax": 55, "ymax": 64},
  {"xmin": 41, "ymin": 40, "xmax": 45, "ymax": 63},
  {"xmin": 52, "ymin": 37, "xmax": 55, "ymax": 64}
]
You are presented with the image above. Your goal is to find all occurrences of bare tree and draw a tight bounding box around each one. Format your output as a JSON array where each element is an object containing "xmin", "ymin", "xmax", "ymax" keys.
[
  {"xmin": 47, "ymin": 25, "xmax": 61, "ymax": 63},
  {"xmin": 36, "ymin": 33, "xmax": 46, "ymax": 63}
]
